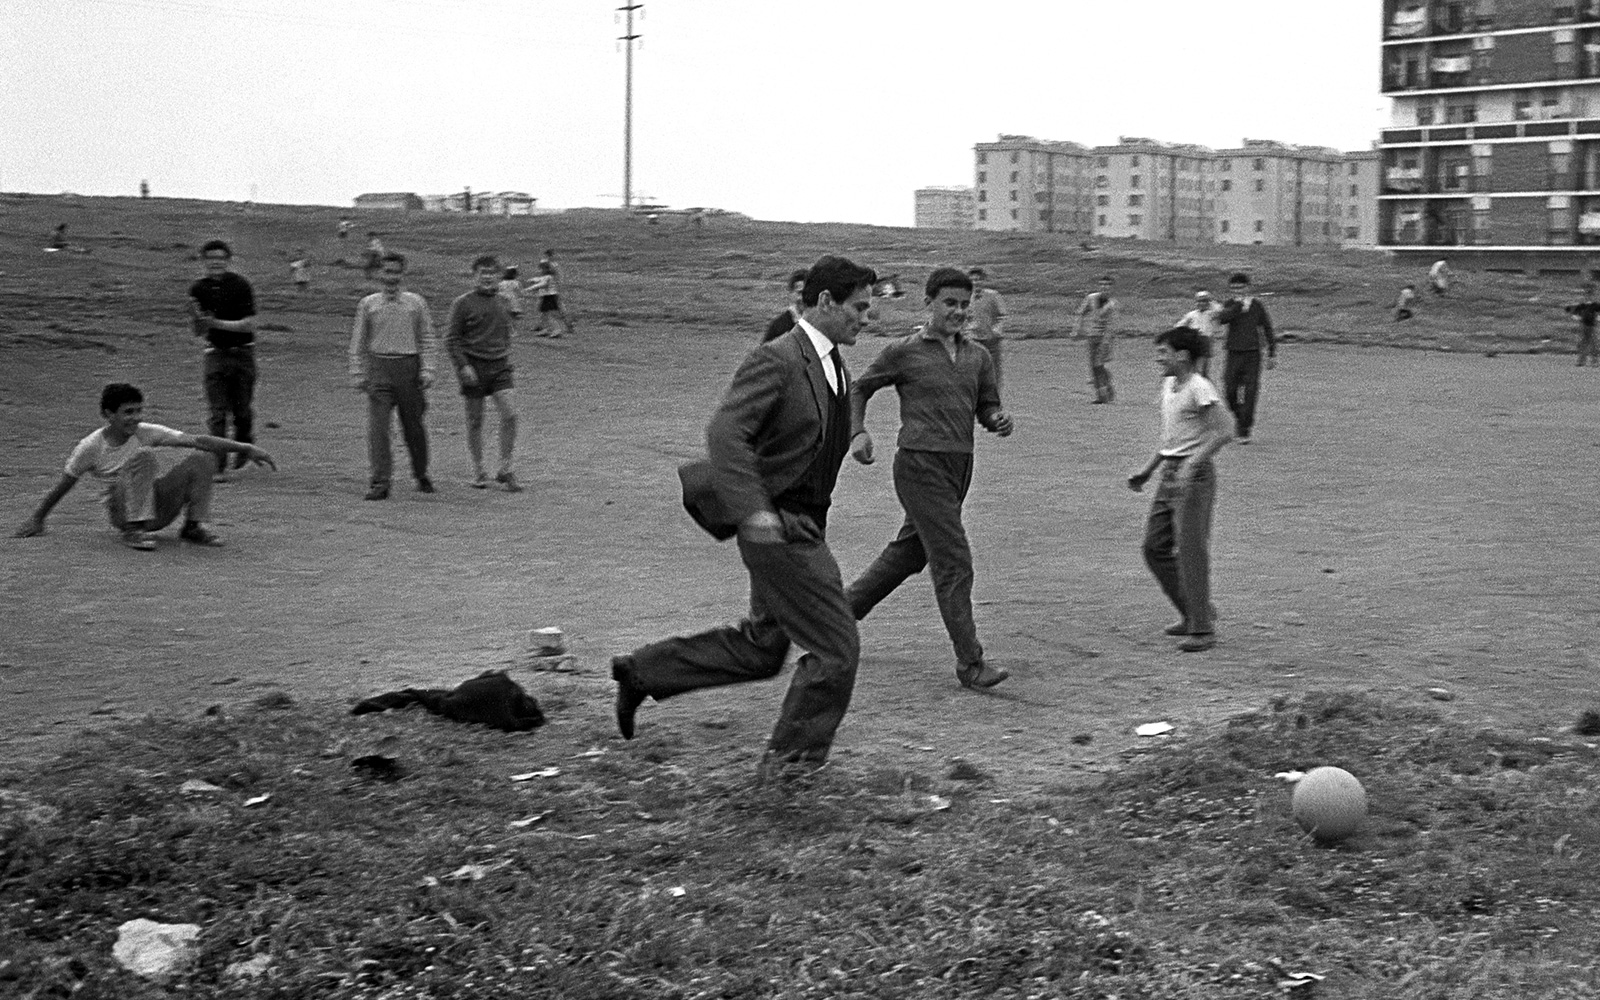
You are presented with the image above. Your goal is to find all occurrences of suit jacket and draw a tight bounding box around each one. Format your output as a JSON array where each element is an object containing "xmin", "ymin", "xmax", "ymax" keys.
[
  {"xmin": 1217, "ymin": 297, "xmax": 1275, "ymax": 356},
  {"xmin": 681, "ymin": 326, "xmax": 847, "ymax": 540}
]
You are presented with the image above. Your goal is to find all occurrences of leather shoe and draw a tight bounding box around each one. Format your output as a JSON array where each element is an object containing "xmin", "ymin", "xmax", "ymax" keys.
[
  {"xmin": 364, "ymin": 484, "xmax": 390, "ymax": 501},
  {"xmin": 1179, "ymin": 633, "xmax": 1216, "ymax": 652},
  {"xmin": 956, "ymin": 661, "xmax": 1010, "ymax": 689},
  {"xmin": 1163, "ymin": 620, "xmax": 1193, "ymax": 636},
  {"xmin": 611, "ymin": 655, "xmax": 646, "ymax": 739}
]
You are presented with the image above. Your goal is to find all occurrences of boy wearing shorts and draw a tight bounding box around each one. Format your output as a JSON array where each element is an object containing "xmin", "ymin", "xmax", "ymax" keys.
[{"xmin": 446, "ymin": 255, "xmax": 522, "ymax": 491}]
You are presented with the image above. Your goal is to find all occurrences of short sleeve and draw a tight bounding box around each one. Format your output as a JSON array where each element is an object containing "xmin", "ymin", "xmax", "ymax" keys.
[
  {"xmin": 135, "ymin": 423, "xmax": 188, "ymax": 447},
  {"xmin": 1189, "ymin": 378, "xmax": 1222, "ymax": 409},
  {"xmin": 64, "ymin": 435, "xmax": 99, "ymax": 477}
]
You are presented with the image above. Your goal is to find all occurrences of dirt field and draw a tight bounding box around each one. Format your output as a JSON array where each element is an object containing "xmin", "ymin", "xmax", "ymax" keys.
[{"xmin": 3, "ymin": 197, "xmax": 1597, "ymax": 793}]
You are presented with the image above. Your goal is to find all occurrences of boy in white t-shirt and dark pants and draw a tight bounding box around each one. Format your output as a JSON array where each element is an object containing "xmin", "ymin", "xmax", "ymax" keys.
[
  {"xmin": 1127, "ymin": 327, "xmax": 1235, "ymax": 652},
  {"xmin": 12, "ymin": 383, "xmax": 276, "ymax": 550}
]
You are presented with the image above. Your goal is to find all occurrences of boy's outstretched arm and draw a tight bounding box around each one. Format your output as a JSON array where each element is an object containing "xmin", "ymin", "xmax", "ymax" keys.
[{"xmin": 13, "ymin": 474, "xmax": 79, "ymax": 537}]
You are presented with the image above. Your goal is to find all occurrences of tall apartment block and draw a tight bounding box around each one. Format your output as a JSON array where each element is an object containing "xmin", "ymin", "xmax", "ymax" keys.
[
  {"xmin": 973, "ymin": 136, "xmax": 1098, "ymax": 236},
  {"xmin": 1091, "ymin": 138, "xmax": 1216, "ymax": 242},
  {"xmin": 972, "ymin": 134, "xmax": 1377, "ymax": 247},
  {"xmin": 914, "ymin": 186, "xmax": 976, "ymax": 229},
  {"xmin": 1379, "ymin": 0, "xmax": 1600, "ymax": 265}
]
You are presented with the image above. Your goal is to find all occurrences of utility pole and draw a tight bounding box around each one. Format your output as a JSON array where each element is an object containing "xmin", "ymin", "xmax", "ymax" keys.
[{"xmin": 618, "ymin": 3, "xmax": 643, "ymax": 212}]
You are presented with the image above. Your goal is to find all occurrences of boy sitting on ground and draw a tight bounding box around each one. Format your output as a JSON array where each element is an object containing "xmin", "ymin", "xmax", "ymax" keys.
[{"xmin": 13, "ymin": 383, "xmax": 276, "ymax": 550}]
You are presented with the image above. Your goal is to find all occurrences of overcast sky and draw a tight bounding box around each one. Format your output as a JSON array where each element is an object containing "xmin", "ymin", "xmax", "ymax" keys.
[{"xmin": 2, "ymin": 0, "xmax": 1386, "ymax": 226}]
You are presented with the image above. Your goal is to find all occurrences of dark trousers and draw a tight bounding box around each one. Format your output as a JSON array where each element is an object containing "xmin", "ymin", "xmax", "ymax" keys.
[
  {"xmin": 365, "ymin": 355, "xmax": 429, "ymax": 485},
  {"xmin": 1087, "ymin": 337, "xmax": 1114, "ymax": 402},
  {"xmin": 1142, "ymin": 458, "xmax": 1216, "ymax": 633},
  {"xmin": 204, "ymin": 350, "xmax": 256, "ymax": 469},
  {"xmin": 1578, "ymin": 327, "xmax": 1598, "ymax": 366},
  {"xmin": 627, "ymin": 532, "xmax": 860, "ymax": 764},
  {"xmin": 846, "ymin": 449, "xmax": 982, "ymax": 667},
  {"xmin": 1222, "ymin": 350, "xmax": 1262, "ymax": 437}
]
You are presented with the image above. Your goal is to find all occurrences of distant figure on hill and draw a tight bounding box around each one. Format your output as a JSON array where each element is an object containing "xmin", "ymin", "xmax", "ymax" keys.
[
  {"xmin": 363, "ymin": 233, "xmax": 385, "ymax": 277},
  {"xmin": 1216, "ymin": 272, "xmax": 1277, "ymax": 444},
  {"xmin": 1075, "ymin": 275, "xmax": 1118, "ymax": 403},
  {"xmin": 763, "ymin": 268, "xmax": 808, "ymax": 343},
  {"xmin": 1177, "ymin": 289, "xmax": 1224, "ymax": 378},
  {"xmin": 1429, "ymin": 259, "xmax": 1451, "ymax": 296},
  {"xmin": 188, "ymin": 239, "xmax": 260, "ymax": 473},
  {"xmin": 290, "ymin": 256, "xmax": 310, "ymax": 292},
  {"xmin": 48, "ymin": 223, "xmax": 68, "ymax": 250},
  {"xmin": 1395, "ymin": 284, "xmax": 1416, "ymax": 321},
  {"xmin": 338, "ymin": 217, "xmax": 353, "ymax": 241},
  {"xmin": 498, "ymin": 266, "xmax": 525, "ymax": 322},
  {"xmin": 12, "ymin": 382, "xmax": 275, "ymax": 550},
  {"xmin": 350, "ymin": 252, "xmax": 438, "ymax": 499},
  {"xmin": 1126, "ymin": 327, "xmax": 1234, "ymax": 653},
  {"xmin": 446, "ymin": 254, "xmax": 522, "ymax": 491},
  {"xmin": 139, "ymin": 179, "xmax": 150, "ymax": 200},
  {"xmin": 1564, "ymin": 283, "xmax": 1600, "ymax": 367},
  {"xmin": 534, "ymin": 251, "xmax": 574, "ymax": 338},
  {"xmin": 963, "ymin": 267, "xmax": 1007, "ymax": 390}
]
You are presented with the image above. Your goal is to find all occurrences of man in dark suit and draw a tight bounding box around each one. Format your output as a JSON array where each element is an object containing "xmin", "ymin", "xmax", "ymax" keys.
[
  {"xmin": 612, "ymin": 255, "xmax": 878, "ymax": 776},
  {"xmin": 1216, "ymin": 272, "xmax": 1277, "ymax": 443}
]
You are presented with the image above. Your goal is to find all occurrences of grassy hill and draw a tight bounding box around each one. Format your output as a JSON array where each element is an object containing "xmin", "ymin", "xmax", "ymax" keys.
[{"xmin": 0, "ymin": 192, "xmax": 1587, "ymax": 355}]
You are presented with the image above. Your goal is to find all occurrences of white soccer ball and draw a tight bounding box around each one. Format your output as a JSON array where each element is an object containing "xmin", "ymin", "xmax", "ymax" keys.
[{"xmin": 1291, "ymin": 765, "xmax": 1367, "ymax": 845}]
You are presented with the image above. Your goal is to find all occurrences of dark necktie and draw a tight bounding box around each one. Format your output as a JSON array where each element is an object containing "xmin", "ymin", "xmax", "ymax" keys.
[{"xmin": 830, "ymin": 350, "xmax": 845, "ymax": 396}]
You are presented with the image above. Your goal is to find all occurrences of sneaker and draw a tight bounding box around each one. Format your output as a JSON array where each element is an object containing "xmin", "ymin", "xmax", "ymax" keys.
[
  {"xmin": 179, "ymin": 524, "xmax": 225, "ymax": 547},
  {"xmin": 364, "ymin": 484, "xmax": 390, "ymax": 501},
  {"xmin": 121, "ymin": 528, "xmax": 157, "ymax": 551},
  {"xmin": 415, "ymin": 477, "xmax": 436, "ymax": 494},
  {"xmin": 495, "ymin": 470, "xmax": 524, "ymax": 493},
  {"xmin": 1179, "ymin": 633, "xmax": 1216, "ymax": 652},
  {"xmin": 1163, "ymin": 620, "xmax": 1193, "ymax": 636},
  {"xmin": 469, "ymin": 472, "xmax": 491, "ymax": 489}
]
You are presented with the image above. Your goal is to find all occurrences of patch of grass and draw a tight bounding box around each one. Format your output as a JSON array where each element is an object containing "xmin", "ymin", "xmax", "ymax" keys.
[{"xmin": 2, "ymin": 692, "xmax": 1598, "ymax": 998}]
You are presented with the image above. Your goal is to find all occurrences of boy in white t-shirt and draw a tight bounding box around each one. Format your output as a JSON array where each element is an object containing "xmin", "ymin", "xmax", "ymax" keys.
[
  {"xmin": 1127, "ymin": 327, "xmax": 1235, "ymax": 651},
  {"xmin": 13, "ymin": 383, "xmax": 276, "ymax": 550}
]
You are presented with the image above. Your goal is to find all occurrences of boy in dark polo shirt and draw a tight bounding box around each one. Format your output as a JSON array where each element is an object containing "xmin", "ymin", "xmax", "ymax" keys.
[
  {"xmin": 188, "ymin": 240, "xmax": 258, "ymax": 472},
  {"xmin": 446, "ymin": 254, "xmax": 522, "ymax": 491},
  {"xmin": 845, "ymin": 267, "xmax": 1014, "ymax": 690}
]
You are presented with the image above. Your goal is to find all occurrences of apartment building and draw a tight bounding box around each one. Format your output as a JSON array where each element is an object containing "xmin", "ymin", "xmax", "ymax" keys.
[
  {"xmin": 1091, "ymin": 137, "xmax": 1216, "ymax": 242},
  {"xmin": 971, "ymin": 135, "xmax": 1377, "ymax": 247},
  {"xmin": 914, "ymin": 186, "xmax": 976, "ymax": 229},
  {"xmin": 972, "ymin": 136, "xmax": 1097, "ymax": 236},
  {"xmin": 1379, "ymin": 0, "xmax": 1600, "ymax": 265}
]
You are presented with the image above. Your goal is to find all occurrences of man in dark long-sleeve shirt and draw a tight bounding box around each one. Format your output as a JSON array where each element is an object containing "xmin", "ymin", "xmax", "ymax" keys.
[
  {"xmin": 1216, "ymin": 272, "xmax": 1277, "ymax": 443},
  {"xmin": 188, "ymin": 240, "xmax": 259, "ymax": 472},
  {"xmin": 445, "ymin": 254, "xmax": 522, "ymax": 491},
  {"xmin": 845, "ymin": 268, "xmax": 1014, "ymax": 690}
]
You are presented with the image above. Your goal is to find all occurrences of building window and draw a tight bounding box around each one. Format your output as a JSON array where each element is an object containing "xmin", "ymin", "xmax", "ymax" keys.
[
  {"xmin": 1131, "ymin": 174, "xmax": 1142, "ymax": 188},
  {"xmin": 1417, "ymin": 104, "xmax": 1437, "ymax": 125},
  {"xmin": 1009, "ymin": 190, "xmax": 1017, "ymax": 201},
  {"xmin": 1349, "ymin": 162, "xmax": 1359, "ymax": 176},
  {"xmin": 1220, "ymin": 220, "xmax": 1230, "ymax": 233},
  {"xmin": 1096, "ymin": 194, "xmax": 1109, "ymax": 206},
  {"xmin": 1010, "ymin": 151, "xmax": 1019, "ymax": 163},
  {"xmin": 977, "ymin": 171, "xmax": 987, "ymax": 183},
  {"xmin": 1349, "ymin": 183, "xmax": 1359, "ymax": 197},
  {"xmin": 1445, "ymin": 101, "xmax": 1477, "ymax": 123},
  {"xmin": 1254, "ymin": 220, "xmax": 1265, "ymax": 232},
  {"xmin": 1255, "ymin": 179, "xmax": 1266, "ymax": 192},
  {"xmin": 1514, "ymin": 96, "xmax": 1533, "ymax": 120},
  {"xmin": 1095, "ymin": 174, "xmax": 1109, "ymax": 188},
  {"xmin": 1127, "ymin": 194, "xmax": 1144, "ymax": 206},
  {"xmin": 1222, "ymin": 179, "xmax": 1233, "ymax": 191},
  {"xmin": 1550, "ymin": 205, "xmax": 1574, "ymax": 243},
  {"xmin": 977, "ymin": 208, "xmax": 987, "ymax": 220},
  {"xmin": 977, "ymin": 153, "xmax": 987, "ymax": 165},
  {"xmin": 1254, "ymin": 158, "xmax": 1265, "ymax": 170},
  {"xmin": 1097, "ymin": 214, "xmax": 1106, "ymax": 226},
  {"xmin": 1096, "ymin": 156, "xmax": 1109, "ymax": 167},
  {"xmin": 978, "ymin": 190, "xmax": 986, "ymax": 202},
  {"xmin": 1128, "ymin": 214, "xmax": 1142, "ymax": 226},
  {"xmin": 1220, "ymin": 159, "xmax": 1232, "ymax": 171},
  {"xmin": 1322, "ymin": 222, "xmax": 1331, "ymax": 235},
  {"xmin": 1130, "ymin": 155, "xmax": 1141, "ymax": 167},
  {"xmin": 1345, "ymin": 226, "xmax": 1360, "ymax": 239}
]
